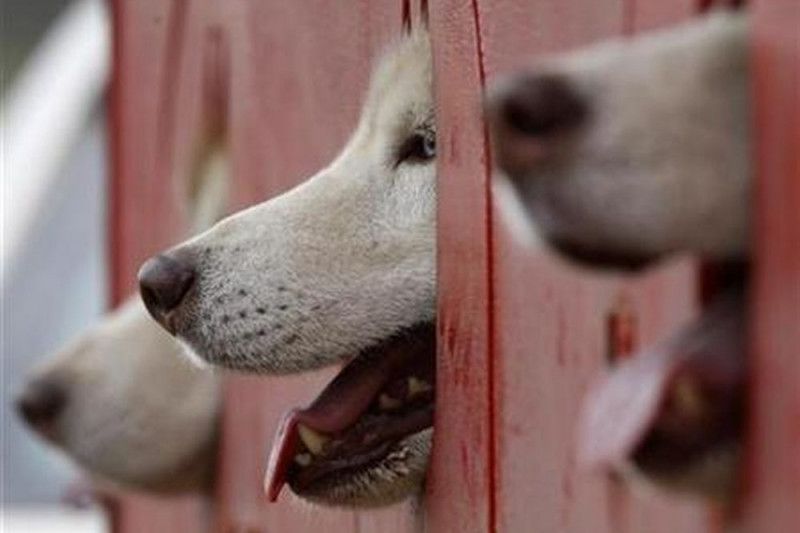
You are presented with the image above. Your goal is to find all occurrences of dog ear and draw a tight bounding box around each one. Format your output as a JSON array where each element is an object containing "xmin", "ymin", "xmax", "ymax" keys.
[{"xmin": 578, "ymin": 287, "xmax": 746, "ymax": 496}]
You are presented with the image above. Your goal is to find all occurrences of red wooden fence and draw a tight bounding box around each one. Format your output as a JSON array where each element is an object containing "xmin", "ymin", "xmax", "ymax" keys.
[
  {"xmin": 107, "ymin": 0, "xmax": 797, "ymax": 531},
  {"xmin": 739, "ymin": 1, "xmax": 800, "ymax": 531}
]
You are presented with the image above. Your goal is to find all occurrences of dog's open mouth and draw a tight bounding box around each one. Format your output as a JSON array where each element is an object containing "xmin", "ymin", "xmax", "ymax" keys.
[{"xmin": 265, "ymin": 323, "xmax": 435, "ymax": 503}]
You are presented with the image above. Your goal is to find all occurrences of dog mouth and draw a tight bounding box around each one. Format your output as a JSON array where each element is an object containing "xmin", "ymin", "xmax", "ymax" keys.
[
  {"xmin": 265, "ymin": 322, "xmax": 435, "ymax": 503},
  {"xmin": 549, "ymin": 237, "xmax": 656, "ymax": 271},
  {"xmin": 579, "ymin": 271, "xmax": 747, "ymax": 499}
]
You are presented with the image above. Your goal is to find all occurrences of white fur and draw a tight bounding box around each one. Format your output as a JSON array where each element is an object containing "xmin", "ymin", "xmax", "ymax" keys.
[
  {"xmin": 491, "ymin": 12, "xmax": 749, "ymax": 264},
  {"xmin": 19, "ymin": 134, "xmax": 230, "ymax": 494},
  {"xmin": 23, "ymin": 298, "xmax": 221, "ymax": 493},
  {"xmin": 488, "ymin": 14, "xmax": 750, "ymax": 500}
]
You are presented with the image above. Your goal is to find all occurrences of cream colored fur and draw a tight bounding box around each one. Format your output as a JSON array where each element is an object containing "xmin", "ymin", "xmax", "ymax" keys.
[
  {"xmin": 20, "ymin": 142, "xmax": 229, "ymax": 494},
  {"xmin": 169, "ymin": 31, "xmax": 436, "ymax": 376},
  {"xmin": 24, "ymin": 298, "xmax": 220, "ymax": 493},
  {"xmin": 491, "ymin": 12, "xmax": 749, "ymax": 264}
]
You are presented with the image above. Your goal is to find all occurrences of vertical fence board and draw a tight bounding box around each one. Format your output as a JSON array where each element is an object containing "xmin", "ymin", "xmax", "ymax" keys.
[
  {"xmin": 426, "ymin": 2, "xmax": 494, "ymax": 532},
  {"xmin": 109, "ymin": 0, "xmax": 218, "ymax": 530},
  {"xmin": 110, "ymin": 0, "xmax": 188, "ymax": 304},
  {"xmin": 741, "ymin": 1, "xmax": 800, "ymax": 531}
]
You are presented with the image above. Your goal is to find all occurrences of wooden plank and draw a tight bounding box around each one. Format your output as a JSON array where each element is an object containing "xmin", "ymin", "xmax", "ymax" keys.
[
  {"xmin": 109, "ymin": 0, "xmax": 217, "ymax": 530},
  {"xmin": 740, "ymin": 1, "xmax": 800, "ymax": 531},
  {"xmin": 426, "ymin": 2, "xmax": 494, "ymax": 532},
  {"xmin": 110, "ymin": 0, "xmax": 188, "ymax": 304}
]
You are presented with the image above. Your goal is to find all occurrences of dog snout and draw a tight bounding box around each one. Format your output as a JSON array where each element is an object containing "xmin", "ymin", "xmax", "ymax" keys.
[
  {"xmin": 500, "ymin": 73, "xmax": 587, "ymax": 137},
  {"xmin": 487, "ymin": 72, "xmax": 587, "ymax": 175},
  {"xmin": 16, "ymin": 377, "xmax": 67, "ymax": 436},
  {"xmin": 138, "ymin": 252, "xmax": 195, "ymax": 333}
]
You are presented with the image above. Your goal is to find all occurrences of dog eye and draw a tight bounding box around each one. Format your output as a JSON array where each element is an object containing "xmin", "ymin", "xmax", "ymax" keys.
[{"xmin": 396, "ymin": 132, "xmax": 436, "ymax": 166}]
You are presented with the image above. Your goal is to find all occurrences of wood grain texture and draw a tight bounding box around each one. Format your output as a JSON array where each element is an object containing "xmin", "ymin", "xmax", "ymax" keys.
[{"xmin": 426, "ymin": 1, "xmax": 494, "ymax": 532}]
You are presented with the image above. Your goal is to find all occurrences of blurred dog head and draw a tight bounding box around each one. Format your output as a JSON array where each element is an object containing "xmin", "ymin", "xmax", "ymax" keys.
[
  {"xmin": 579, "ymin": 285, "xmax": 745, "ymax": 500},
  {"xmin": 487, "ymin": 12, "xmax": 751, "ymax": 501},
  {"xmin": 16, "ymin": 298, "xmax": 221, "ymax": 494},
  {"xmin": 487, "ymin": 12, "xmax": 749, "ymax": 269}
]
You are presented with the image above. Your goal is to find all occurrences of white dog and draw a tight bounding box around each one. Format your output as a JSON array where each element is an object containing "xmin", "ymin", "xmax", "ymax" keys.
[
  {"xmin": 487, "ymin": 12, "xmax": 750, "ymax": 500},
  {"xmin": 487, "ymin": 12, "xmax": 749, "ymax": 269},
  {"xmin": 16, "ymin": 298, "xmax": 221, "ymax": 494},
  {"xmin": 138, "ymin": 30, "xmax": 436, "ymax": 508},
  {"xmin": 17, "ymin": 143, "xmax": 229, "ymax": 496}
]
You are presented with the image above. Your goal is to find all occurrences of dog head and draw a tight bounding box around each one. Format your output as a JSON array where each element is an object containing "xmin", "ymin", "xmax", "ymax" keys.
[
  {"xmin": 16, "ymin": 298, "xmax": 221, "ymax": 494},
  {"xmin": 139, "ymin": 30, "xmax": 435, "ymax": 375},
  {"xmin": 487, "ymin": 12, "xmax": 750, "ymax": 269},
  {"xmin": 139, "ymin": 30, "xmax": 436, "ymax": 507},
  {"xmin": 487, "ymin": 13, "xmax": 751, "ymax": 500}
]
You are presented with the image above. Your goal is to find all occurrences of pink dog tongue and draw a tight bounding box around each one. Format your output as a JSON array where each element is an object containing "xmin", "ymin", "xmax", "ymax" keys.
[
  {"xmin": 578, "ymin": 348, "xmax": 677, "ymax": 470},
  {"xmin": 578, "ymin": 286, "xmax": 745, "ymax": 471},
  {"xmin": 264, "ymin": 337, "xmax": 422, "ymax": 502}
]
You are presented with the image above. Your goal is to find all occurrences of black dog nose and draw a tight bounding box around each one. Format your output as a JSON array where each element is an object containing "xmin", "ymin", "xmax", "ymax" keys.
[
  {"xmin": 138, "ymin": 253, "xmax": 195, "ymax": 332},
  {"xmin": 495, "ymin": 72, "xmax": 588, "ymax": 138},
  {"xmin": 16, "ymin": 378, "xmax": 66, "ymax": 434}
]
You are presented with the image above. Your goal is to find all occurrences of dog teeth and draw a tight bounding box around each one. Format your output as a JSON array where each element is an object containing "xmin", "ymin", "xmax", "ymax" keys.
[
  {"xmin": 387, "ymin": 449, "xmax": 409, "ymax": 461},
  {"xmin": 407, "ymin": 376, "xmax": 432, "ymax": 397},
  {"xmin": 379, "ymin": 393, "xmax": 403, "ymax": 411},
  {"xmin": 298, "ymin": 424, "xmax": 330, "ymax": 456},
  {"xmin": 294, "ymin": 453, "xmax": 312, "ymax": 467}
]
